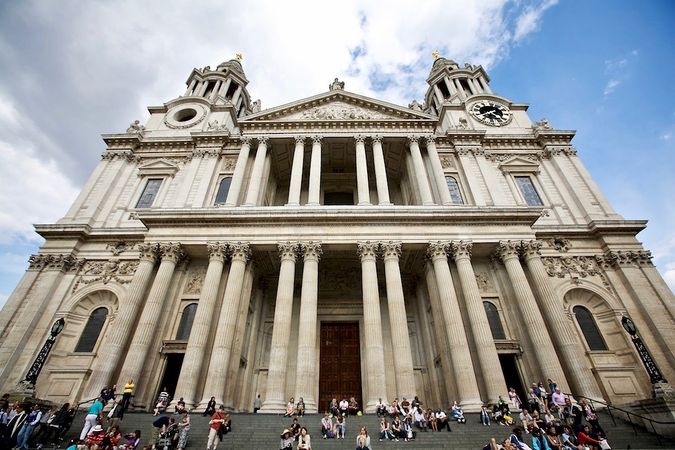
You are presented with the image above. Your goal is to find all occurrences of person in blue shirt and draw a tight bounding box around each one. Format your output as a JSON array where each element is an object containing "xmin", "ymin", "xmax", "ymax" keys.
[
  {"xmin": 17, "ymin": 404, "xmax": 42, "ymax": 449},
  {"xmin": 79, "ymin": 398, "xmax": 106, "ymax": 440}
]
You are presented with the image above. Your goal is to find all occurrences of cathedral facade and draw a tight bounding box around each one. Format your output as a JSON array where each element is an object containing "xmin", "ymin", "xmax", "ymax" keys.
[{"xmin": 0, "ymin": 57, "xmax": 673, "ymax": 413}]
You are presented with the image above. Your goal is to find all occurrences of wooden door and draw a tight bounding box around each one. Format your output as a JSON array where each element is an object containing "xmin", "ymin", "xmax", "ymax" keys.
[{"xmin": 319, "ymin": 322, "xmax": 362, "ymax": 413}]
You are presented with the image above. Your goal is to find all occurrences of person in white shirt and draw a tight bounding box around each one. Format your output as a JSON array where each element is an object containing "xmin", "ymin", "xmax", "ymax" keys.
[
  {"xmin": 339, "ymin": 398, "xmax": 348, "ymax": 416},
  {"xmin": 435, "ymin": 409, "xmax": 451, "ymax": 432},
  {"xmin": 375, "ymin": 398, "xmax": 387, "ymax": 417},
  {"xmin": 412, "ymin": 407, "xmax": 427, "ymax": 431},
  {"xmin": 550, "ymin": 388, "xmax": 566, "ymax": 415}
]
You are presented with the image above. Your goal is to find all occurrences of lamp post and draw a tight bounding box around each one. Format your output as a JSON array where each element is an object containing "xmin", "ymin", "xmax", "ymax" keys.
[
  {"xmin": 621, "ymin": 316, "xmax": 667, "ymax": 386},
  {"xmin": 17, "ymin": 318, "xmax": 66, "ymax": 395}
]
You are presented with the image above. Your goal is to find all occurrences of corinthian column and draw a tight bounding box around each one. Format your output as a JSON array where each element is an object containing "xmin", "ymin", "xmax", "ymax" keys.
[
  {"xmin": 118, "ymin": 243, "xmax": 184, "ymax": 395},
  {"xmin": 225, "ymin": 137, "xmax": 251, "ymax": 206},
  {"xmin": 450, "ymin": 241, "xmax": 506, "ymax": 403},
  {"xmin": 294, "ymin": 242, "xmax": 322, "ymax": 413},
  {"xmin": 83, "ymin": 243, "xmax": 158, "ymax": 400},
  {"xmin": 358, "ymin": 241, "xmax": 387, "ymax": 412},
  {"xmin": 260, "ymin": 243, "xmax": 299, "ymax": 413},
  {"xmin": 407, "ymin": 136, "xmax": 434, "ymax": 205},
  {"xmin": 174, "ymin": 242, "xmax": 228, "ymax": 407},
  {"xmin": 427, "ymin": 242, "xmax": 482, "ymax": 410},
  {"xmin": 287, "ymin": 136, "xmax": 305, "ymax": 206},
  {"xmin": 243, "ymin": 137, "xmax": 268, "ymax": 206},
  {"xmin": 381, "ymin": 241, "xmax": 415, "ymax": 399},
  {"xmin": 200, "ymin": 242, "xmax": 251, "ymax": 407},
  {"xmin": 307, "ymin": 136, "xmax": 322, "ymax": 206},
  {"xmin": 425, "ymin": 136, "xmax": 452, "ymax": 205},
  {"xmin": 371, "ymin": 135, "xmax": 391, "ymax": 205},
  {"xmin": 496, "ymin": 240, "xmax": 568, "ymax": 388},
  {"xmin": 521, "ymin": 240, "xmax": 603, "ymax": 398},
  {"xmin": 355, "ymin": 135, "xmax": 371, "ymax": 205}
]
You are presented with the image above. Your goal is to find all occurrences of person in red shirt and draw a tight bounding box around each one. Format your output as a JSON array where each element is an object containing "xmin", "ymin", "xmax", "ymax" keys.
[
  {"xmin": 577, "ymin": 425, "xmax": 601, "ymax": 449},
  {"xmin": 206, "ymin": 405, "xmax": 225, "ymax": 450}
]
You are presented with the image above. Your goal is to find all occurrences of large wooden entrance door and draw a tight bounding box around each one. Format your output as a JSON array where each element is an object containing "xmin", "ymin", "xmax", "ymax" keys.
[{"xmin": 319, "ymin": 322, "xmax": 362, "ymax": 413}]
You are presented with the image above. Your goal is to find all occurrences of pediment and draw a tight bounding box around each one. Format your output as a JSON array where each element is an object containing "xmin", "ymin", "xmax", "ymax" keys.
[
  {"xmin": 498, "ymin": 156, "xmax": 540, "ymax": 173},
  {"xmin": 137, "ymin": 159, "xmax": 180, "ymax": 176},
  {"xmin": 242, "ymin": 90, "xmax": 434, "ymax": 123}
]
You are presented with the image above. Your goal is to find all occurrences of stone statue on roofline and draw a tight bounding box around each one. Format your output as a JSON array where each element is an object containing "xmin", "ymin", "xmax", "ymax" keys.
[
  {"xmin": 126, "ymin": 120, "xmax": 145, "ymax": 134},
  {"xmin": 408, "ymin": 100, "xmax": 422, "ymax": 111},
  {"xmin": 533, "ymin": 117, "xmax": 553, "ymax": 130},
  {"xmin": 329, "ymin": 78, "xmax": 345, "ymax": 91}
]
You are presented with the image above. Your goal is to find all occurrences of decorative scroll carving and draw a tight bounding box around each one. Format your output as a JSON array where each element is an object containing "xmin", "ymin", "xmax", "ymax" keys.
[
  {"xmin": 300, "ymin": 241, "xmax": 323, "ymax": 261},
  {"xmin": 278, "ymin": 242, "xmax": 299, "ymax": 262},
  {"xmin": 256, "ymin": 136, "xmax": 269, "ymax": 146},
  {"xmin": 450, "ymin": 241, "xmax": 473, "ymax": 260},
  {"xmin": 475, "ymin": 272, "xmax": 494, "ymax": 293},
  {"xmin": 547, "ymin": 238, "xmax": 571, "ymax": 253},
  {"xmin": 485, "ymin": 152, "xmax": 541, "ymax": 163},
  {"xmin": 521, "ymin": 240, "xmax": 543, "ymax": 258},
  {"xmin": 72, "ymin": 259, "xmax": 139, "ymax": 292},
  {"xmin": 541, "ymin": 146, "xmax": 577, "ymax": 158},
  {"xmin": 311, "ymin": 135, "xmax": 323, "ymax": 145},
  {"xmin": 101, "ymin": 151, "xmax": 139, "ymax": 162},
  {"xmin": 371, "ymin": 134, "xmax": 382, "ymax": 144},
  {"xmin": 239, "ymin": 136, "xmax": 252, "ymax": 146},
  {"xmin": 229, "ymin": 242, "xmax": 252, "ymax": 262},
  {"xmin": 542, "ymin": 256, "xmax": 603, "ymax": 279},
  {"xmin": 381, "ymin": 241, "xmax": 402, "ymax": 259},
  {"xmin": 206, "ymin": 242, "xmax": 228, "ymax": 262},
  {"xmin": 497, "ymin": 240, "xmax": 521, "ymax": 260},
  {"xmin": 426, "ymin": 241, "xmax": 449, "ymax": 260},
  {"xmin": 206, "ymin": 119, "xmax": 228, "ymax": 131},
  {"xmin": 407, "ymin": 135, "xmax": 420, "ymax": 145},
  {"xmin": 357, "ymin": 241, "xmax": 380, "ymax": 260}
]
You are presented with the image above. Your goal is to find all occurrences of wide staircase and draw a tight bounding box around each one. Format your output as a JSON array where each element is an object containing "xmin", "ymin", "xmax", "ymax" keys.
[{"xmin": 61, "ymin": 410, "xmax": 674, "ymax": 450}]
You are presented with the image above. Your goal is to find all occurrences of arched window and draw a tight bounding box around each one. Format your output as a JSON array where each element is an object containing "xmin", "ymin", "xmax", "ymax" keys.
[
  {"xmin": 445, "ymin": 176, "xmax": 464, "ymax": 204},
  {"xmin": 214, "ymin": 177, "xmax": 232, "ymax": 205},
  {"xmin": 175, "ymin": 303, "xmax": 198, "ymax": 341},
  {"xmin": 483, "ymin": 301, "xmax": 506, "ymax": 339},
  {"xmin": 573, "ymin": 306, "xmax": 608, "ymax": 351},
  {"xmin": 74, "ymin": 307, "xmax": 108, "ymax": 352}
]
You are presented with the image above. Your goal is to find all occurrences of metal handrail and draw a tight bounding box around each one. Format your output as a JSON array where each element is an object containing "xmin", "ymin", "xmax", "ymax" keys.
[
  {"xmin": 565, "ymin": 392, "xmax": 675, "ymax": 446},
  {"xmin": 76, "ymin": 393, "xmax": 122, "ymax": 408}
]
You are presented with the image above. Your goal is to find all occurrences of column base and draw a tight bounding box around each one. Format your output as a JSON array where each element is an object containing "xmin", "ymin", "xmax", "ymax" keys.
[
  {"xmin": 378, "ymin": 202, "xmax": 393, "ymax": 206},
  {"xmin": 306, "ymin": 203, "xmax": 320, "ymax": 207},
  {"xmin": 459, "ymin": 398, "xmax": 484, "ymax": 413},
  {"xmin": 258, "ymin": 399, "xmax": 286, "ymax": 414},
  {"xmin": 285, "ymin": 202, "xmax": 300, "ymax": 207},
  {"xmin": 422, "ymin": 201, "xmax": 436, "ymax": 206},
  {"xmin": 358, "ymin": 201, "xmax": 372, "ymax": 206}
]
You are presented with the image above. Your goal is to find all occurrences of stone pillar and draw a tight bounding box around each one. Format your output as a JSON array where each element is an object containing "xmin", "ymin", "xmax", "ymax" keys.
[
  {"xmin": 425, "ymin": 136, "xmax": 453, "ymax": 205},
  {"xmin": 355, "ymin": 135, "xmax": 371, "ymax": 205},
  {"xmin": 200, "ymin": 243, "xmax": 251, "ymax": 407},
  {"xmin": 521, "ymin": 240, "xmax": 604, "ymax": 399},
  {"xmin": 454, "ymin": 79, "xmax": 466, "ymax": 100},
  {"xmin": 83, "ymin": 243, "xmax": 158, "ymax": 400},
  {"xmin": 260, "ymin": 243, "xmax": 299, "ymax": 413},
  {"xmin": 407, "ymin": 136, "xmax": 435, "ymax": 205},
  {"xmin": 357, "ymin": 241, "xmax": 388, "ymax": 412},
  {"xmin": 427, "ymin": 242, "xmax": 482, "ymax": 410},
  {"xmin": 184, "ymin": 79, "xmax": 197, "ymax": 96},
  {"xmin": 371, "ymin": 135, "xmax": 391, "ymax": 205},
  {"xmin": 496, "ymin": 240, "xmax": 569, "ymax": 388},
  {"xmin": 294, "ymin": 242, "xmax": 322, "ymax": 413},
  {"xmin": 450, "ymin": 241, "xmax": 507, "ymax": 403},
  {"xmin": 243, "ymin": 137, "xmax": 268, "ymax": 206},
  {"xmin": 287, "ymin": 136, "xmax": 305, "ymax": 206},
  {"xmin": 381, "ymin": 241, "xmax": 416, "ymax": 399},
  {"xmin": 174, "ymin": 243, "xmax": 228, "ymax": 407},
  {"xmin": 225, "ymin": 137, "xmax": 251, "ymax": 206},
  {"xmin": 307, "ymin": 136, "xmax": 322, "ymax": 206},
  {"xmin": 118, "ymin": 243, "xmax": 184, "ymax": 394}
]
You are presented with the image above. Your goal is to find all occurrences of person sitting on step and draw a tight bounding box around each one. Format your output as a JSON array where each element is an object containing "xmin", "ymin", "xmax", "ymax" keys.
[
  {"xmin": 320, "ymin": 412, "xmax": 334, "ymax": 439},
  {"xmin": 412, "ymin": 406, "xmax": 427, "ymax": 430},
  {"xmin": 284, "ymin": 398, "xmax": 295, "ymax": 418},
  {"xmin": 375, "ymin": 398, "xmax": 387, "ymax": 417},
  {"xmin": 451, "ymin": 401, "xmax": 466, "ymax": 424},
  {"xmin": 378, "ymin": 417, "xmax": 395, "ymax": 441}
]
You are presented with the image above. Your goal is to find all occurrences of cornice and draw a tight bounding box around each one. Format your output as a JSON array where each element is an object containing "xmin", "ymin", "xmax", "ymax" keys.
[{"xmin": 34, "ymin": 224, "xmax": 148, "ymax": 240}]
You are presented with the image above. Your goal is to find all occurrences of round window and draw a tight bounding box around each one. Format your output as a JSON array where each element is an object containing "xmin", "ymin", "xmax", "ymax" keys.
[{"xmin": 174, "ymin": 108, "xmax": 198, "ymax": 122}]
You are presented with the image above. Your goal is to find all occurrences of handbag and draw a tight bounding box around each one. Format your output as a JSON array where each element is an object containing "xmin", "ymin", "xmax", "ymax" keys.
[{"xmin": 599, "ymin": 439, "xmax": 611, "ymax": 450}]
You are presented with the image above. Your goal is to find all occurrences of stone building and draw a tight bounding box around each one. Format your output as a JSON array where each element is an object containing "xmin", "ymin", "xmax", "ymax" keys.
[{"xmin": 0, "ymin": 56, "xmax": 672, "ymax": 413}]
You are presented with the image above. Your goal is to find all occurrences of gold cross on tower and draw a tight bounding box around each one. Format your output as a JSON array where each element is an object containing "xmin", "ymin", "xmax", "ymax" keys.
[
  {"xmin": 432, "ymin": 50, "xmax": 440, "ymax": 60},
  {"xmin": 235, "ymin": 53, "xmax": 243, "ymax": 61}
]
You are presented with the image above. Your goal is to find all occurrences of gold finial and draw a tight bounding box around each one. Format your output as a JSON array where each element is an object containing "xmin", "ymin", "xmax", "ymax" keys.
[
  {"xmin": 432, "ymin": 50, "xmax": 441, "ymax": 60},
  {"xmin": 235, "ymin": 53, "xmax": 243, "ymax": 61}
]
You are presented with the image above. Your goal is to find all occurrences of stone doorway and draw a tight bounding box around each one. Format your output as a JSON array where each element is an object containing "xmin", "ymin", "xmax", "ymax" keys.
[
  {"xmin": 319, "ymin": 322, "xmax": 363, "ymax": 413},
  {"xmin": 157, "ymin": 353, "xmax": 184, "ymax": 407},
  {"xmin": 499, "ymin": 353, "xmax": 527, "ymax": 404}
]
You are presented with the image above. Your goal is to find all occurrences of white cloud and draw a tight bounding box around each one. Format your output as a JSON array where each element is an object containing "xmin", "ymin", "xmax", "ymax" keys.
[
  {"xmin": 602, "ymin": 49, "xmax": 639, "ymax": 98},
  {"xmin": 603, "ymin": 79, "xmax": 621, "ymax": 96},
  {"xmin": 513, "ymin": 0, "xmax": 558, "ymax": 43}
]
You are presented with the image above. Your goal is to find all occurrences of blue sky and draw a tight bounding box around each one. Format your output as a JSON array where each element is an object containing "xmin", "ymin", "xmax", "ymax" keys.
[{"xmin": 0, "ymin": 0, "xmax": 673, "ymax": 307}]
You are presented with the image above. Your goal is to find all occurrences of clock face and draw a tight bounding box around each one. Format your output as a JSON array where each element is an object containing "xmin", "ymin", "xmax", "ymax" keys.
[{"xmin": 469, "ymin": 100, "xmax": 512, "ymax": 127}]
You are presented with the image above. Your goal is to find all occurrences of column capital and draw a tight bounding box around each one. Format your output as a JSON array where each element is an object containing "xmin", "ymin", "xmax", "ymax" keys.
[
  {"xmin": 407, "ymin": 134, "xmax": 420, "ymax": 145},
  {"xmin": 424, "ymin": 134, "xmax": 436, "ymax": 145},
  {"xmin": 138, "ymin": 243, "xmax": 159, "ymax": 262},
  {"xmin": 256, "ymin": 136, "xmax": 269, "ymax": 146},
  {"xmin": 206, "ymin": 242, "xmax": 228, "ymax": 262},
  {"xmin": 426, "ymin": 241, "xmax": 450, "ymax": 261},
  {"xmin": 496, "ymin": 240, "xmax": 521, "ymax": 261},
  {"xmin": 451, "ymin": 240, "xmax": 473, "ymax": 261},
  {"xmin": 278, "ymin": 242, "xmax": 299, "ymax": 262},
  {"xmin": 354, "ymin": 134, "xmax": 366, "ymax": 144},
  {"xmin": 357, "ymin": 241, "xmax": 379, "ymax": 261},
  {"xmin": 158, "ymin": 242, "xmax": 185, "ymax": 263},
  {"xmin": 294, "ymin": 135, "xmax": 306, "ymax": 145},
  {"xmin": 229, "ymin": 242, "xmax": 251, "ymax": 262},
  {"xmin": 521, "ymin": 240, "xmax": 543, "ymax": 259},
  {"xmin": 300, "ymin": 241, "xmax": 322, "ymax": 261},
  {"xmin": 381, "ymin": 241, "xmax": 402, "ymax": 260},
  {"xmin": 311, "ymin": 135, "xmax": 323, "ymax": 145},
  {"xmin": 371, "ymin": 134, "xmax": 383, "ymax": 144},
  {"xmin": 239, "ymin": 136, "xmax": 252, "ymax": 146}
]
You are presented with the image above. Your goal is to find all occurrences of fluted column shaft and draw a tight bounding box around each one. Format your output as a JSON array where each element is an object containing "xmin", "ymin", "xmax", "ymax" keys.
[
  {"xmin": 174, "ymin": 243, "xmax": 228, "ymax": 407},
  {"xmin": 427, "ymin": 242, "xmax": 482, "ymax": 410},
  {"xmin": 260, "ymin": 243, "xmax": 298, "ymax": 413},
  {"xmin": 307, "ymin": 136, "xmax": 322, "ymax": 206},
  {"xmin": 355, "ymin": 135, "xmax": 371, "ymax": 205},
  {"xmin": 294, "ymin": 242, "xmax": 322, "ymax": 413},
  {"xmin": 451, "ymin": 241, "xmax": 506, "ymax": 403},
  {"xmin": 200, "ymin": 243, "xmax": 251, "ymax": 407},
  {"xmin": 358, "ymin": 242, "xmax": 387, "ymax": 412},
  {"xmin": 371, "ymin": 136, "xmax": 391, "ymax": 205},
  {"xmin": 381, "ymin": 242, "xmax": 416, "ymax": 399},
  {"xmin": 243, "ymin": 137, "xmax": 268, "ymax": 206},
  {"xmin": 408, "ymin": 136, "xmax": 434, "ymax": 205},
  {"xmin": 287, "ymin": 136, "xmax": 305, "ymax": 206},
  {"xmin": 497, "ymin": 241, "xmax": 568, "ymax": 387},
  {"xmin": 119, "ymin": 243, "xmax": 184, "ymax": 393},
  {"xmin": 425, "ymin": 137, "xmax": 453, "ymax": 205},
  {"xmin": 522, "ymin": 241, "xmax": 603, "ymax": 398},
  {"xmin": 83, "ymin": 243, "xmax": 157, "ymax": 400},
  {"xmin": 225, "ymin": 138, "xmax": 252, "ymax": 206}
]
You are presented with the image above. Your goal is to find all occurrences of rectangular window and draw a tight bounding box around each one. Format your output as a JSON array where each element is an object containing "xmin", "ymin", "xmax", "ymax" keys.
[
  {"xmin": 445, "ymin": 176, "xmax": 464, "ymax": 204},
  {"xmin": 515, "ymin": 176, "xmax": 543, "ymax": 206},
  {"xmin": 135, "ymin": 178, "xmax": 162, "ymax": 208}
]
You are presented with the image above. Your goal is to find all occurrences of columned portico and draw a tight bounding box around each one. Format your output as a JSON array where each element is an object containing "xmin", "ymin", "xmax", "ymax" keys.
[
  {"xmin": 355, "ymin": 135, "xmax": 371, "ymax": 205},
  {"xmin": 371, "ymin": 135, "xmax": 392, "ymax": 205},
  {"xmin": 408, "ymin": 135, "xmax": 435, "ymax": 205}
]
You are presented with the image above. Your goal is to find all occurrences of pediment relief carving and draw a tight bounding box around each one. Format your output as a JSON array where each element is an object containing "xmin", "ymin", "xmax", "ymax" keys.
[
  {"xmin": 137, "ymin": 158, "xmax": 180, "ymax": 176},
  {"xmin": 497, "ymin": 156, "xmax": 540, "ymax": 173},
  {"xmin": 284, "ymin": 101, "xmax": 395, "ymax": 121}
]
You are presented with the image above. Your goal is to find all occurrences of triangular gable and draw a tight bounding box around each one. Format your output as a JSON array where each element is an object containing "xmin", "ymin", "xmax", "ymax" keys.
[
  {"xmin": 242, "ymin": 90, "xmax": 434, "ymax": 123},
  {"xmin": 137, "ymin": 159, "xmax": 180, "ymax": 176},
  {"xmin": 498, "ymin": 156, "xmax": 540, "ymax": 173}
]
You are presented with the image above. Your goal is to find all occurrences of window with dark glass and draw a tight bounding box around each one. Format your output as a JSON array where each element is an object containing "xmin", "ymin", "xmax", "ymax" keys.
[
  {"xmin": 445, "ymin": 176, "xmax": 464, "ymax": 204},
  {"xmin": 515, "ymin": 176, "xmax": 543, "ymax": 206},
  {"xmin": 74, "ymin": 307, "xmax": 108, "ymax": 352},
  {"xmin": 574, "ymin": 306, "xmax": 608, "ymax": 351},
  {"xmin": 136, "ymin": 178, "xmax": 162, "ymax": 208},
  {"xmin": 484, "ymin": 301, "xmax": 506, "ymax": 339},
  {"xmin": 175, "ymin": 303, "xmax": 198, "ymax": 341},
  {"xmin": 324, "ymin": 192, "xmax": 354, "ymax": 206},
  {"xmin": 214, "ymin": 177, "xmax": 232, "ymax": 205}
]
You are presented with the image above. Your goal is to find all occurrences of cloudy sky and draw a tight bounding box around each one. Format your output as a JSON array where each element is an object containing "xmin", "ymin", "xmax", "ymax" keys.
[{"xmin": 0, "ymin": 0, "xmax": 673, "ymax": 305}]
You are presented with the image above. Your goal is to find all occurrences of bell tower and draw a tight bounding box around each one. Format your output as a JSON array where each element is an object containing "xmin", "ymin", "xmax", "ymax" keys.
[{"xmin": 183, "ymin": 58, "xmax": 252, "ymax": 117}]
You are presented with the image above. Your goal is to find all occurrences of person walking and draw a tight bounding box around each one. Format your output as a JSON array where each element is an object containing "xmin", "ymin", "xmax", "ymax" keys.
[
  {"xmin": 176, "ymin": 410, "xmax": 190, "ymax": 450},
  {"xmin": 206, "ymin": 405, "xmax": 225, "ymax": 450},
  {"xmin": 79, "ymin": 398, "xmax": 105, "ymax": 440}
]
